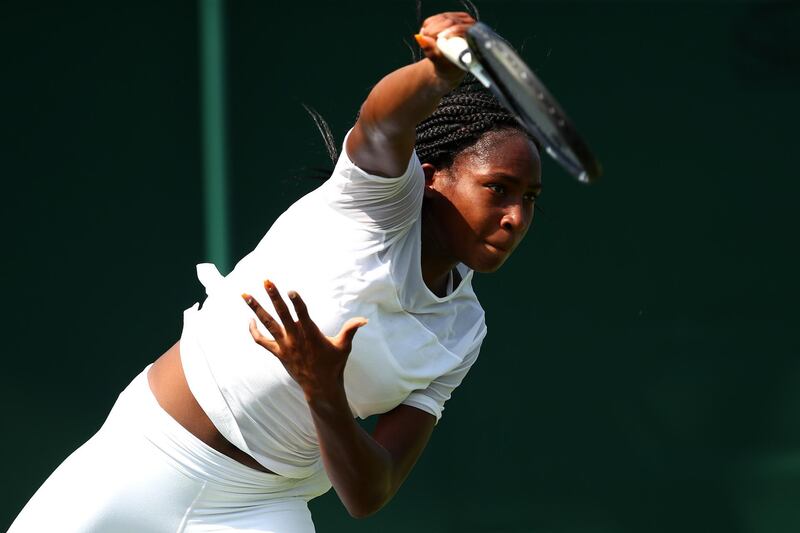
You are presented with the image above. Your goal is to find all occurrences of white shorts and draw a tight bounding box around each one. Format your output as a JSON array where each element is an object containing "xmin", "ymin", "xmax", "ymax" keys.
[{"xmin": 8, "ymin": 366, "xmax": 331, "ymax": 533}]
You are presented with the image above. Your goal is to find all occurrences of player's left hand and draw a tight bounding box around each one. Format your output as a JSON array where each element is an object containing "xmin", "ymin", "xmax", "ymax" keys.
[{"xmin": 242, "ymin": 280, "xmax": 368, "ymax": 400}]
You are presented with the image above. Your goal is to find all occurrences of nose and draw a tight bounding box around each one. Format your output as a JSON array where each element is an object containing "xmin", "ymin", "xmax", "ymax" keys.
[{"xmin": 500, "ymin": 201, "xmax": 528, "ymax": 234}]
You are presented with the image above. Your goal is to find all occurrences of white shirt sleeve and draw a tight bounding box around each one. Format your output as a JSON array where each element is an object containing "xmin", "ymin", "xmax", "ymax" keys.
[
  {"xmin": 401, "ymin": 345, "xmax": 481, "ymax": 423},
  {"xmin": 323, "ymin": 129, "xmax": 425, "ymax": 235}
]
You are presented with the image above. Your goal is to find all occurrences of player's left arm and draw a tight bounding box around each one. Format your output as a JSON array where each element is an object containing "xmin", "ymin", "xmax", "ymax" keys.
[
  {"xmin": 371, "ymin": 404, "xmax": 436, "ymax": 493},
  {"xmin": 243, "ymin": 282, "xmax": 435, "ymax": 518},
  {"xmin": 308, "ymin": 396, "xmax": 436, "ymax": 518}
]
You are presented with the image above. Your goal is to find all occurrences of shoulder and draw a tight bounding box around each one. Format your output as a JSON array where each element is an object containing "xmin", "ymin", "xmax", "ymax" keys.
[
  {"xmin": 319, "ymin": 129, "xmax": 425, "ymax": 236},
  {"xmin": 327, "ymin": 129, "xmax": 424, "ymax": 190}
]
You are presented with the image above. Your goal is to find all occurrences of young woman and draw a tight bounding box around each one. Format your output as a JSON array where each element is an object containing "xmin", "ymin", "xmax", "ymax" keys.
[{"xmin": 9, "ymin": 11, "xmax": 541, "ymax": 533}]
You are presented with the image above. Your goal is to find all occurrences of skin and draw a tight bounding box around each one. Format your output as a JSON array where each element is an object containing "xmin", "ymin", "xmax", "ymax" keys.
[
  {"xmin": 421, "ymin": 129, "xmax": 541, "ymax": 294},
  {"xmin": 148, "ymin": 11, "xmax": 542, "ymax": 519}
]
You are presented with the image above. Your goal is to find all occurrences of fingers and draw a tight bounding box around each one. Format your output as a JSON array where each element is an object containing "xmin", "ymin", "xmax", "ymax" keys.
[
  {"xmin": 244, "ymin": 282, "xmax": 367, "ymax": 358},
  {"xmin": 420, "ymin": 12, "xmax": 475, "ymax": 39},
  {"xmin": 287, "ymin": 290, "xmax": 321, "ymax": 336},
  {"xmin": 263, "ymin": 280, "xmax": 298, "ymax": 337},
  {"xmin": 242, "ymin": 293, "xmax": 284, "ymax": 342},
  {"xmin": 414, "ymin": 33, "xmax": 436, "ymax": 54},
  {"xmin": 248, "ymin": 318, "xmax": 279, "ymax": 354},
  {"xmin": 416, "ymin": 11, "xmax": 476, "ymax": 66},
  {"xmin": 290, "ymin": 291, "xmax": 366, "ymax": 353},
  {"xmin": 334, "ymin": 317, "xmax": 369, "ymax": 352}
]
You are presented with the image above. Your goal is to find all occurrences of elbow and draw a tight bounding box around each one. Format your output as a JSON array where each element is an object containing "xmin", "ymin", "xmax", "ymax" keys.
[
  {"xmin": 343, "ymin": 484, "xmax": 393, "ymax": 519},
  {"xmin": 346, "ymin": 501, "xmax": 384, "ymax": 520},
  {"xmin": 347, "ymin": 507, "xmax": 377, "ymax": 520}
]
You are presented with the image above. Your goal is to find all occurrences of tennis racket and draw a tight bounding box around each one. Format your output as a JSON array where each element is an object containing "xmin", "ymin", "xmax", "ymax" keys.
[{"xmin": 438, "ymin": 22, "xmax": 602, "ymax": 184}]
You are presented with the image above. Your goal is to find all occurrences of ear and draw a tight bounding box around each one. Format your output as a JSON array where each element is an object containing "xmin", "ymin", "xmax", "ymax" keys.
[
  {"xmin": 422, "ymin": 163, "xmax": 447, "ymax": 198},
  {"xmin": 422, "ymin": 163, "xmax": 437, "ymax": 184}
]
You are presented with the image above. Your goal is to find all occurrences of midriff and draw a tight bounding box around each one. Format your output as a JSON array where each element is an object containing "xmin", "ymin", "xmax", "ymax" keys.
[{"xmin": 147, "ymin": 341, "xmax": 276, "ymax": 475}]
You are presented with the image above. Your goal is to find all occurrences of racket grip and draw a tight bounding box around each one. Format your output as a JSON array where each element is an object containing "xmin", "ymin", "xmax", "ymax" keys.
[
  {"xmin": 436, "ymin": 35, "xmax": 472, "ymax": 70},
  {"xmin": 436, "ymin": 34, "xmax": 493, "ymax": 89}
]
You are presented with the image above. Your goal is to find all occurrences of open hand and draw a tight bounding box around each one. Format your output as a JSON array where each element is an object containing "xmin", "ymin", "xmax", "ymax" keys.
[{"xmin": 242, "ymin": 280, "xmax": 368, "ymax": 399}]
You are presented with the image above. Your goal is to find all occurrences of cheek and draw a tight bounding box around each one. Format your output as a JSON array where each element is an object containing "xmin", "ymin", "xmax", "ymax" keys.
[
  {"xmin": 434, "ymin": 190, "xmax": 480, "ymax": 244},
  {"xmin": 456, "ymin": 188, "xmax": 498, "ymax": 230}
]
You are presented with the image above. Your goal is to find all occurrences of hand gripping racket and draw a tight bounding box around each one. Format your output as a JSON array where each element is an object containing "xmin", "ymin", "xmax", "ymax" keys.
[{"xmin": 438, "ymin": 22, "xmax": 602, "ymax": 183}]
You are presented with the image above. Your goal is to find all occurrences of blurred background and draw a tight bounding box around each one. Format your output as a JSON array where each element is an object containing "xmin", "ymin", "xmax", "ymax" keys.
[{"xmin": 2, "ymin": 1, "xmax": 799, "ymax": 531}]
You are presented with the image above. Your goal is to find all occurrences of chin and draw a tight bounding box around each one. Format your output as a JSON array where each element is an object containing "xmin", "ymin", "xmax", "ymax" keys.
[
  {"xmin": 474, "ymin": 263, "xmax": 504, "ymax": 274},
  {"xmin": 468, "ymin": 254, "xmax": 508, "ymax": 273}
]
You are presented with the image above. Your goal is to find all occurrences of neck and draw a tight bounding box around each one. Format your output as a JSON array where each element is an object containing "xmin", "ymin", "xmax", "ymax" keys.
[{"xmin": 420, "ymin": 206, "xmax": 459, "ymax": 297}]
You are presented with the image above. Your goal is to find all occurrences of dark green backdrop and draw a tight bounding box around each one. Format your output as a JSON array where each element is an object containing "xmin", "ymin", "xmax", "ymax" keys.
[{"xmin": 3, "ymin": 1, "xmax": 799, "ymax": 532}]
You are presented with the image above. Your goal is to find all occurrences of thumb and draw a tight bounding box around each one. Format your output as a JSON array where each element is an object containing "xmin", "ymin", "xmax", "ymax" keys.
[{"xmin": 334, "ymin": 317, "xmax": 368, "ymax": 351}]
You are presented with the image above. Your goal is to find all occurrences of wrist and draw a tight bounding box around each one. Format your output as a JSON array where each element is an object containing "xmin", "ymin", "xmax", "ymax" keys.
[
  {"xmin": 417, "ymin": 57, "xmax": 465, "ymax": 96},
  {"xmin": 304, "ymin": 378, "xmax": 349, "ymax": 413}
]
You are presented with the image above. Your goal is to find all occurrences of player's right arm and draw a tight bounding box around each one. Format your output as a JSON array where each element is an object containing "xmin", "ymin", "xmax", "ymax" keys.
[{"xmin": 345, "ymin": 12, "xmax": 474, "ymax": 178}]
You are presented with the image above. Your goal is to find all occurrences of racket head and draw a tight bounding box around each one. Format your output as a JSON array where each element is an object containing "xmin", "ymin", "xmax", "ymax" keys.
[{"xmin": 465, "ymin": 22, "xmax": 602, "ymax": 183}]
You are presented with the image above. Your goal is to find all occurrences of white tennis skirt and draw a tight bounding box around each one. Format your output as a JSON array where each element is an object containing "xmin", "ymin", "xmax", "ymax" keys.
[{"xmin": 8, "ymin": 366, "xmax": 331, "ymax": 533}]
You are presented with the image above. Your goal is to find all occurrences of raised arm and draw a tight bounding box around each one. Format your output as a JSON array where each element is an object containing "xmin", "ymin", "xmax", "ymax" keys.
[{"xmin": 346, "ymin": 12, "xmax": 475, "ymax": 177}]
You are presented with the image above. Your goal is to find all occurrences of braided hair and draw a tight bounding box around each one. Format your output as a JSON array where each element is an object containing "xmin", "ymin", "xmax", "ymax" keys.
[
  {"xmin": 414, "ymin": 74, "xmax": 537, "ymax": 169},
  {"xmin": 305, "ymin": 3, "xmax": 538, "ymax": 171},
  {"xmin": 304, "ymin": 74, "xmax": 537, "ymax": 174}
]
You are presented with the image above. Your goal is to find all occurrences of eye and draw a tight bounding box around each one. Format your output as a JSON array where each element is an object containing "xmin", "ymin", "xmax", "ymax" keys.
[
  {"xmin": 486, "ymin": 183, "xmax": 506, "ymax": 195},
  {"xmin": 523, "ymin": 191, "xmax": 537, "ymax": 203}
]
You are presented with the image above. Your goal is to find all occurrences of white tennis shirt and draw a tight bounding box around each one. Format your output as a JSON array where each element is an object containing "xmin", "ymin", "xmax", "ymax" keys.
[{"xmin": 180, "ymin": 135, "xmax": 487, "ymax": 479}]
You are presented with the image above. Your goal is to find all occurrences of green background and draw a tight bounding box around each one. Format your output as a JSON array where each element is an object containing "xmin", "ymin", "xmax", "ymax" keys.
[{"xmin": 3, "ymin": 1, "xmax": 799, "ymax": 532}]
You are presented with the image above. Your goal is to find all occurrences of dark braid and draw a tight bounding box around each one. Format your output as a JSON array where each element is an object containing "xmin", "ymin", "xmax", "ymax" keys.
[
  {"xmin": 414, "ymin": 74, "xmax": 536, "ymax": 169},
  {"xmin": 308, "ymin": 3, "xmax": 536, "ymax": 170},
  {"xmin": 305, "ymin": 78, "xmax": 537, "ymax": 172}
]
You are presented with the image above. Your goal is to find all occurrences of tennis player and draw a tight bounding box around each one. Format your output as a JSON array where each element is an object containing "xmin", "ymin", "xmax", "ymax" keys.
[{"xmin": 9, "ymin": 11, "xmax": 541, "ymax": 532}]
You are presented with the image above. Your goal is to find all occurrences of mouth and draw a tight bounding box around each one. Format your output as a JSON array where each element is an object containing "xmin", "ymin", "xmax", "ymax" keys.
[{"xmin": 485, "ymin": 241, "xmax": 512, "ymax": 254}]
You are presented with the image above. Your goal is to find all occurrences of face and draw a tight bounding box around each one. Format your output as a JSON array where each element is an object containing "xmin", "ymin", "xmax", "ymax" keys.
[{"xmin": 423, "ymin": 129, "xmax": 542, "ymax": 272}]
